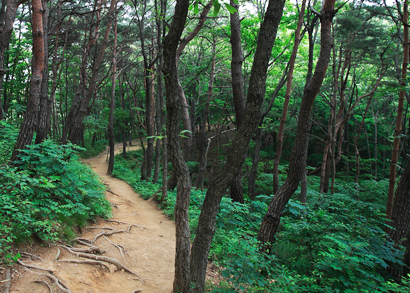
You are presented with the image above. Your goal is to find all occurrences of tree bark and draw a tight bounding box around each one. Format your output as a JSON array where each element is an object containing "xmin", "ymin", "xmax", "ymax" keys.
[
  {"xmin": 387, "ymin": 0, "xmax": 408, "ymax": 220},
  {"xmin": 258, "ymin": 0, "xmax": 336, "ymax": 252},
  {"xmin": 35, "ymin": 0, "xmax": 50, "ymax": 144},
  {"xmin": 162, "ymin": 0, "xmax": 190, "ymax": 290},
  {"xmin": 190, "ymin": 0, "xmax": 286, "ymax": 290},
  {"xmin": 0, "ymin": 0, "xmax": 22, "ymax": 120},
  {"xmin": 11, "ymin": 0, "xmax": 44, "ymax": 161},
  {"xmin": 272, "ymin": 0, "xmax": 306, "ymax": 194},
  {"xmin": 107, "ymin": 4, "xmax": 117, "ymax": 176}
]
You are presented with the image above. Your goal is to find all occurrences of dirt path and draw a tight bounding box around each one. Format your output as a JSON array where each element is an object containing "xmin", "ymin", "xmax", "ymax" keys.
[{"xmin": 7, "ymin": 142, "xmax": 176, "ymax": 293}]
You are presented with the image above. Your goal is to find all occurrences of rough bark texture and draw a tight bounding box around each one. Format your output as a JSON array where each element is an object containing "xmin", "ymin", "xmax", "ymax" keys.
[
  {"xmin": 272, "ymin": 0, "xmax": 306, "ymax": 194},
  {"xmin": 0, "ymin": 0, "xmax": 22, "ymax": 120},
  {"xmin": 387, "ymin": 0, "xmax": 408, "ymax": 220},
  {"xmin": 35, "ymin": 0, "xmax": 50, "ymax": 144},
  {"xmin": 189, "ymin": 0, "xmax": 286, "ymax": 290},
  {"xmin": 258, "ymin": 0, "xmax": 336, "ymax": 252},
  {"xmin": 228, "ymin": 0, "xmax": 246, "ymax": 204},
  {"xmin": 107, "ymin": 6, "xmax": 117, "ymax": 176},
  {"xmin": 162, "ymin": 0, "xmax": 190, "ymax": 290},
  {"xmin": 11, "ymin": 0, "xmax": 44, "ymax": 161}
]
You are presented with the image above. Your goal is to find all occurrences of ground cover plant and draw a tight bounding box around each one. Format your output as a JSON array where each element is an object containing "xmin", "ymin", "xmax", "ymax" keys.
[
  {"xmin": 0, "ymin": 122, "xmax": 111, "ymax": 258},
  {"xmin": 113, "ymin": 149, "xmax": 407, "ymax": 292}
]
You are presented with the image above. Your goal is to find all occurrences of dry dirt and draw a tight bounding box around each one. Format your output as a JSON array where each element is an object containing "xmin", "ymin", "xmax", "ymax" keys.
[{"xmin": 3, "ymin": 142, "xmax": 176, "ymax": 293}]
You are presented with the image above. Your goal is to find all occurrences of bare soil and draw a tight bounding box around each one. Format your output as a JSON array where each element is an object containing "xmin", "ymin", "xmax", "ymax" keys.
[{"xmin": 3, "ymin": 142, "xmax": 176, "ymax": 293}]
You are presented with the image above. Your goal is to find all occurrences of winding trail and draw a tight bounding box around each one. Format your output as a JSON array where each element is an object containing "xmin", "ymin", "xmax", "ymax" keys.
[{"xmin": 8, "ymin": 142, "xmax": 176, "ymax": 293}]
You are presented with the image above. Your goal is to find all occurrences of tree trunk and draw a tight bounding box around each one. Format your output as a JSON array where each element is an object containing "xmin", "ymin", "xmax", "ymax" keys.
[
  {"xmin": 387, "ymin": 0, "xmax": 408, "ymax": 220},
  {"xmin": 248, "ymin": 126, "xmax": 262, "ymax": 200},
  {"xmin": 107, "ymin": 4, "xmax": 117, "ymax": 176},
  {"xmin": 35, "ymin": 0, "xmax": 50, "ymax": 144},
  {"xmin": 272, "ymin": 0, "xmax": 306, "ymax": 194},
  {"xmin": 162, "ymin": 0, "xmax": 191, "ymax": 290},
  {"xmin": 0, "ymin": 0, "xmax": 22, "ymax": 120},
  {"xmin": 258, "ymin": 0, "xmax": 336, "ymax": 252},
  {"xmin": 11, "ymin": 0, "xmax": 44, "ymax": 161},
  {"xmin": 190, "ymin": 0, "xmax": 286, "ymax": 290},
  {"xmin": 195, "ymin": 39, "xmax": 216, "ymax": 190}
]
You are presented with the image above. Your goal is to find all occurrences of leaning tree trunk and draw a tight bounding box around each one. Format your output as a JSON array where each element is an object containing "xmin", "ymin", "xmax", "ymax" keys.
[
  {"xmin": 162, "ymin": 0, "xmax": 191, "ymax": 291},
  {"xmin": 272, "ymin": 0, "xmax": 306, "ymax": 194},
  {"xmin": 258, "ymin": 0, "xmax": 336, "ymax": 252},
  {"xmin": 387, "ymin": 0, "xmax": 408, "ymax": 220},
  {"xmin": 189, "ymin": 0, "xmax": 286, "ymax": 290},
  {"xmin": 11, "ymin": 0, "xmax": 44, "ymax": 161}
]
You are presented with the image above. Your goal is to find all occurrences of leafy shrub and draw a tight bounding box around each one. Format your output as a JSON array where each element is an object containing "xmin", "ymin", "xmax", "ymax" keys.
[
  {"xmin": 0, "ymin": 121, "xmax": 19, "ymax": 164},
  {"xmin": 0, "ymin": 140, "xmax": 111, "ymax": 258}
]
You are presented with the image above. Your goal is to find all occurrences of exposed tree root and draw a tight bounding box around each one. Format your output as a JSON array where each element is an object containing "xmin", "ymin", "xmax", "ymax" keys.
[
  {"xmin": 74, "ymin": 228, "xmax": 128, "ymax": 244},
  {"xmin": 87, "ymin": 226, "xmax": 117, "ymax": 231},
  {"xmin": 107, "ymin": 189, "xmax": 121, "ymax": 197},
  {"xmin": 58, "ymin": 259, "xmax": 110, "ymax": 271},
  {"xmin": 20, "ymin": 252, "xmax": 44, "ymax": 261},
  {"xmin": 106, "ymin": 220, "xmax": 148, "ymax": 230},
  {"xmin": 62, "ymin": 246, "xmax": 144, "ymax": 280},
  {"xmin": 4, "ymin": 269, "xmax": 11, "ymax": 293},
  {"xmin": 34, "ymin": 280, "xmax": 53, "ymax": 293},
  {"xmin": 25, "ymin": 269, "xmax": 71, "ymax": 293},
  {"xmin": 54, "ymin": 248, "xmax": 61, "ymax": 261},
  {"xmin": 104, "ymin": 235, "xmax": 129, "ymax": 258},
  {"xmin": 17, "ymin": 259, "xmax": 54, "ymax": 273}
]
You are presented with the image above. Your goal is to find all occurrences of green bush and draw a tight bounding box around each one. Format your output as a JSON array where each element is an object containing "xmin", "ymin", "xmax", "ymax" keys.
[{"xmin": 0, "ymin": 140, "xmax": 111, "ymax": 258}]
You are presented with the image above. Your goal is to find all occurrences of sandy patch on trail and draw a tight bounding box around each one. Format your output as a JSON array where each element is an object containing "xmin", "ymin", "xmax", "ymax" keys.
[{"xmin": 5, "ymin": 142, "xmax": 176, "ymax": 293}]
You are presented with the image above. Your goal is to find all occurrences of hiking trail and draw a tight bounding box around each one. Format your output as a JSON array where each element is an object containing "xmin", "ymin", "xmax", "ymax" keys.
[{"xmin": 6, "ymin": 142, "xmax": 176, "ymax": 293}]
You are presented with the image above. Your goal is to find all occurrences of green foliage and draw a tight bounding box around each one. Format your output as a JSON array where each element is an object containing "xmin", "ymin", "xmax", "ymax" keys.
[
  {"xmin": 0, "ymin": 140, "xmax": 111, "ymax": 259},
  {"xmin": 0, "ymin": 121, "xmax": 19, "ymax": 164}
]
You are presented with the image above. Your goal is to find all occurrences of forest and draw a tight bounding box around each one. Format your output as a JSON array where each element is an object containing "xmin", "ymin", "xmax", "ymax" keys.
[{"xmin": 1, "ymin": 0, "xmax": 410, "ymax": 291}]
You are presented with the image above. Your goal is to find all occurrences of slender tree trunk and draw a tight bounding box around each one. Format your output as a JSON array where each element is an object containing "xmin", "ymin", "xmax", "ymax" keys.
[
  {"xmin": 387, "ymin": 0, "xmax": 408, "ymax": 220},
  {"xmin": 258, "ymin": 0, "xmax": 336, "ymax": 252},
  {"xmin": 35, "ymin": 0, "xmax": 50, "ymax": 144},
  {"xmin": 11, "ymin": 0, "xmax": 44, "ymax": 161},
  {"xmin": 162, "ymin": 0, "xmax": 191, "ymax": 290},
  {"xmin": 195, "ymin": 39, "xmax": 216, "ymax": 190},
  {"xmin": 0, "ymin": 0, "xmax": 22, "ymax": 120},
  {"xmin": 272, "ymin": 0, "xmax": 306, "ymax": 194},
  {"xmin": 190, "ymin": 0, "xmax": 286, "ymax": 290},
  {"xmin": 107, "ymin": 5, "xmax": 117, "ymax": 175},
  {"xmin": 248, "ymin": 126, "xmax": 262, "ymax": 200}
]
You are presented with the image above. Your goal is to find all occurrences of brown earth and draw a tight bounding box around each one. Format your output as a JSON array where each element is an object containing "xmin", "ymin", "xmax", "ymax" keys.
[{"xmin": 3, "ymin": 142, "xmax": 176, "ymax": 293}]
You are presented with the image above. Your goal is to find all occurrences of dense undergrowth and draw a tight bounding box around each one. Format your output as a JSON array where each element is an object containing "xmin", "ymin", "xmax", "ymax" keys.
[
  {"xmin": 113, "ymin": 149, "xmax": 409, "ymax": 293},
  {"xmin": 0, "ymin": 121, "xmax": 111, "ymax": 259}
]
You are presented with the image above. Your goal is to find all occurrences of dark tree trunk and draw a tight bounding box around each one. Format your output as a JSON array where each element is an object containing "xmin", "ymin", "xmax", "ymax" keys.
[
  {"xmin": 11, "ymin": 0, "xmax": 44, "ymax": 161},
  {"xmin": 258, "ymin": 0, "xmax": 336, "ymax": 252},
  {"xmin": 195, "ymin": 39, "xmax": 216, "ymax": 190},
  {"xmin": 162, "ymin": 0, "xmax": 190, "ymax": 290},
  {"xmin": 190, "ymin": 0, "xmax": 286, "ymax": 290},
  {"xmin": 248, "ymin": 126, "xmax": 262, "ymax": 200},
  {"xmin": 35, "ymin": 0, "xmax": 50, "ymax": 144},
  {"xmin": 272, "ymin": 0, "xmax": 306, "ymax": 194},
  {"xmin": 107, "ymin": 4, "xmax": 117, "ymax": 176},
  {"xmin": 387, "ymin": 0, "xmax": 408, "ymax": 220}
]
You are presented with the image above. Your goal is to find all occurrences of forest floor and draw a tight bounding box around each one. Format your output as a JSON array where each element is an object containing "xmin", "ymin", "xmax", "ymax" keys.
[{"xmin": 6, "ymin": 141, "xmax": 176, "ymax": 293}]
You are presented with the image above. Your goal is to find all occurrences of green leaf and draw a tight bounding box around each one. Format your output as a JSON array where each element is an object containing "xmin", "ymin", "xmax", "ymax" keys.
[
  {"xmin": 212, "ymin": 0, "xmax": 221, "ymax": 16},
  {"xmin": 194, "ymin": 1, "xmax": 199, "ymax": 14},
  {"xmin": 225, "ymin": 3, "xmax": 237, "ymax": 14}
]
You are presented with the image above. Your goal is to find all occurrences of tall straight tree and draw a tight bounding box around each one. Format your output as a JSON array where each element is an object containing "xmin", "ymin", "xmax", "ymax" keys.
[
  {"xmin": 386, "ymin": 0, "xmax": 408, "ymax": 220},
  {"xmin": 0, "ymin": 0, "xmax": 24, "ymax": 120},
  {"xmin": 258, "ymin": 0, "xmax": 337, "ymax": 251},
  {"xmin": 107, "ymin": 3, "xmax": 117, "ymax": 176},
  {"xmin": 162, "ymin": 0, "xmax": 191, "ymax": 291},
  {"xmin": 228, "ymin": 0, "xmax": 245, "ymax": 204},
  {"xmin": 189, "ymin": 0, "xmax": 286, "ymax": 290},
  {"xmin": 10, "ymin": 0, "xmax": 44, "ymax": 161}
]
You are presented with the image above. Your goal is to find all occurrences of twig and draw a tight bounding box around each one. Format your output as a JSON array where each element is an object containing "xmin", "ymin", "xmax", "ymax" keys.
[
  {"xmin": 58, "ymin": 259, "xmax": 110, "ymax": 271},
  {"xmin": 34, "ymin": 280, "xmax": 53, "ymax": 293},
  {"xmin": 17, "ymin": 259, "xmax": 54, "ymax": 273},
  {"xmin": 4, "ymin": 269, "xmax": 10, "ymax": 293},
  {"xmin": 62, "ymin": 246, "xmax": 143, "ymax": 280}
]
